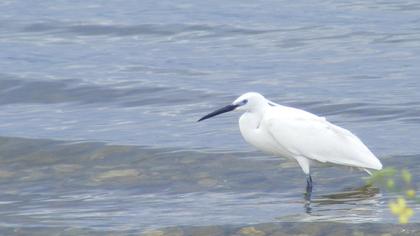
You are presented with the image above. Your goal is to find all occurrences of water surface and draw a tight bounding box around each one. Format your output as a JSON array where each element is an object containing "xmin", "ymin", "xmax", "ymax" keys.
[{"xmin": 1, "ymin": 0, "xmax": 420, "ymax": 234}]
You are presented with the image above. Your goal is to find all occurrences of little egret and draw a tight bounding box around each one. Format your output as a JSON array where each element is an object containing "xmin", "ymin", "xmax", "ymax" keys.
[{"xmin": 198, "ymin": 92, "xmax": 383, "ymax": 197}]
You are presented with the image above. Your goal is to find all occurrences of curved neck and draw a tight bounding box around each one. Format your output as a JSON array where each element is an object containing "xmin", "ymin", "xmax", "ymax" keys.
[
  {"xmin": 239, "ymin": 98, "xmax": 270, "ymax": 129},
  {"xmin": 240, "ymin": 105, "xmax": 267, "ymax": 129},
  {"xmin": 242, "ymin": 113, "xmax": 261, "ymax": 130},
  {"xmin": 249, "ymin": 100, "xmax": 270, "ymax": 116}
]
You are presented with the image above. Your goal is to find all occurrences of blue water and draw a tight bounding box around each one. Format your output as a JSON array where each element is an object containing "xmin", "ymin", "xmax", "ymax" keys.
[{"xmin": 0, "ymin": 0, "xmax": 420, "ymax": 234}]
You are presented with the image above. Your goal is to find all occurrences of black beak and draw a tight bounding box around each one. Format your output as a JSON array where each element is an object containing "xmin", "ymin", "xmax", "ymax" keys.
[{"xmin": 198, "ymin": 104, "xmax": 238, "ymax": 122}]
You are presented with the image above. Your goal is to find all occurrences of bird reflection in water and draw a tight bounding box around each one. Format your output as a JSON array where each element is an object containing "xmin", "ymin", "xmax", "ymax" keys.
[{"xmin": 303, "ymin": 184, "xmax": 379, "ymax": 214}]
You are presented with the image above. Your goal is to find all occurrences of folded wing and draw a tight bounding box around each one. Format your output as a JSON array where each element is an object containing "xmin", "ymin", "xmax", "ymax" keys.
[{"xmin": 265, "ymin": 108, "xmax": 382, "ymax": 170}]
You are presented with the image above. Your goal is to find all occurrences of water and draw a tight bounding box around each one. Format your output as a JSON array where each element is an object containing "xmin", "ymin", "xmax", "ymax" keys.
[{"xmin": 1, "ymin": 0, "xmax": 420, "ymax": 234}]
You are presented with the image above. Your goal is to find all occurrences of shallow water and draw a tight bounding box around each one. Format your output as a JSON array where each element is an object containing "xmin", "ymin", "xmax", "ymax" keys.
[{"xmin": 1, "ymin": 0, "xmax": 420, "ymax": 234}]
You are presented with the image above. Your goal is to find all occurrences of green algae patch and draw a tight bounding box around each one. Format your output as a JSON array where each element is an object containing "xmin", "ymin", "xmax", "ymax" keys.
[
  {"xmin": 197, "ymin": 178, "xmax": 218, "ymax": 187},
  {"xmin": 142, "ymin": 230, "xmax": 165, "ymax": 236},
  {"xmin": 52, "ymin": 164, "xmax": 82, "ymax": 173},
  {"xmin": 237, "ymin": 226, "xmax": 266, "ymax": 236},
  {"xmin": 94, "ymin": 169, "xmax": 141, "ymax": 182},
  {"xmin": 0, "ymin": 170, "xmax": 14, "ymax": 179}
]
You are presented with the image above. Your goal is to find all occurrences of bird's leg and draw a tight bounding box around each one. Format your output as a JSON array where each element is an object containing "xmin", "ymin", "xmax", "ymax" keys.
[
  {"xmin": 304, "ymin": 174, "xmax": 313, "ymax": 213},
  {"xmin": 305, "ymin": 174, "xmax": 313, "ymax": 201}
]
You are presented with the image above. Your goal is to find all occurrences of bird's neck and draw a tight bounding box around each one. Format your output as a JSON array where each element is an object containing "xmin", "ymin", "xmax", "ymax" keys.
[
  {"xmin": 240, "ymin": 107, "xmax": 266, "ymax": 130},
  {"xmin": 241, "ymin": 113, "xmax": 261, "ymax": 130},
  {"xmin": 239, "ymin": 101, "xmax": 270, "ymax": 129}
]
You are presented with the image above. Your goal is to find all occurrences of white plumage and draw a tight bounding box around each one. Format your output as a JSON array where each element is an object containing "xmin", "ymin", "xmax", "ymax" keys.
[{"xmin": 198, "ymin": 92, "xmax": 383, "ymax": 194}]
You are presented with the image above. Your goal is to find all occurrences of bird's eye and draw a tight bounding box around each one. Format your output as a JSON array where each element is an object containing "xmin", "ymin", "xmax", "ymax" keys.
[{"xmin": 239, "ymin": 99, "xmax": 248, "ymax": 106}]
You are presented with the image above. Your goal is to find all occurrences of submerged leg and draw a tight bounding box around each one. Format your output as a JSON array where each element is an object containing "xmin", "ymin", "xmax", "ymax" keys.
[
  {"xmin": 304, "ymin": 174, "xmax": 313, "ymax": 213},
  {"xmin": 295, "ymin": 156, "xmax": 313, "ymax": 212},
  {"xmin": 295, "ymin": 156, "xmax": 312, "ymax": 197},
  {"xmin": 306, "ymin": 174, "xmax": 313, "ymax": 195}
]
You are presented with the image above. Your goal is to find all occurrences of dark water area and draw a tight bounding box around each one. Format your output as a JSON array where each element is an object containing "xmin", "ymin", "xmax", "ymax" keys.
[
  {"xmin": 1, "ymin": 0, "xmax": 420, "ymax": 235},
  {"xmin": 5, "ymin": 223, "xmax": 420, "ymax": 236},
  {"xmin": 0, "ymin": 137, "xmax": 419, "ymax": 234}
]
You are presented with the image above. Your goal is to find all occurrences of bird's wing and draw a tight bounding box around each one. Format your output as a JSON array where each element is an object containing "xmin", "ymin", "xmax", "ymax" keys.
[{"xmin": 264, "ymin": 110, "xmax": 382, "ymax": 170}]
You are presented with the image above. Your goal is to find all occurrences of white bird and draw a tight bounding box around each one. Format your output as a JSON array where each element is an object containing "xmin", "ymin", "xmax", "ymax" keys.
[{"xmin": 198, "ymin": 92, "xmax": 382, "ymax": 196}]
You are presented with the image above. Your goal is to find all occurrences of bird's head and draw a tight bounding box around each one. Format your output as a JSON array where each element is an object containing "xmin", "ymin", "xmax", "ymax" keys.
[{"xmin": 198, "ymin": 92, "xmax": 267, "ymax": 122}]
